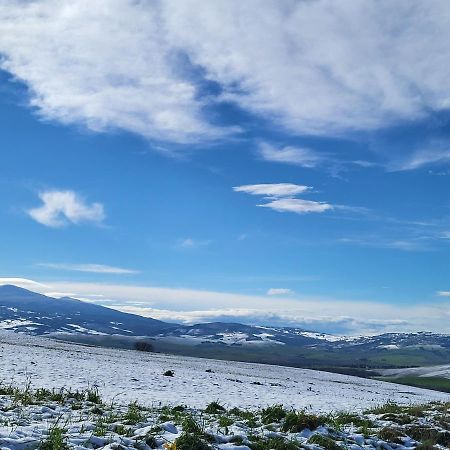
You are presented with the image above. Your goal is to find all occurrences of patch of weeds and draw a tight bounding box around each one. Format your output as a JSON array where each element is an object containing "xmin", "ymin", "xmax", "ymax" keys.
[
  {"xmin": 172, "ymin": 405, "xmax": 185, "ymax": 413},
  {"xmin": 174, "ymin": 432, "xmax": 211, "ymax": 450},
  {"xmin": 145, "ymin": 433, "xmax": 158, "ymax": 447},
  {"xmin": 229, "ymin": 407, "xmax": 255, "ymax": 421},
  {"xmin": 406, "ymin": 426, "xmax": 450, "ymax": 447},
  {"xmin": 124, "ymin": 401, "xmax": 145, "ymax": 424},
  {"xmin": 377, "ymin": 427, "xmax": 405, "ymax": 444},
  {"xmin": 379, "ymin": 413, "xmax": 412, "ymax": 425},
  {"xmin": 204, "ymin": 401, "xmax": 226, "ymax": 414},
  {"xmin": 261, "ymin": 404, "xmax": 287, "ymax": 424},
  {"xmin": 182, "ymin": 415, "xmax": 202, "ymax": 434},
  {"xmin": 39, "ymin": 425, "xmax": 69, "ymax": 450},
  {"xmin": 218, "ymin": 415, "xmax": 234, "ymax": 428},
  {"xmin": 365, "ymin": 402, "xmax": 404, "ymax": 415},
  {"xmin": 86, "ymin": 387, "xmax": 102, "ymax": 404},
  {"xmin": 91, "ymin": 406, "xmax": 104, "ymax": 415},
  {"xmin": 308, "ymin": 434, "xmax": 342, "ymax": 450},
  {"xmin": 331, "ymin": 412, "xmax": 374, "ymax": 429},
  {"xmin": 415, "ymin": 441, "xmax": 439, "ymax": 450},
  {"xmin": 282, "ymin": 411, "xmax": 326, "ymax": 432},
  {"xmin": 249, "ymin": 436, "xmax": 300, "ymax": 450},
  {"xmin": 94, "ymin": 416, "xmax": 108, "ymax": 436}
]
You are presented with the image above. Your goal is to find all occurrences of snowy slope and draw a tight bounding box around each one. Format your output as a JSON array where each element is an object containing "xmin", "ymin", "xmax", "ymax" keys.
[
  {"xmin": 382, "ymin": 364, "xmax": 450, "ymax": 378},
  {"xmin": 0, "ymin": 330, "xmax": 448, "ymax": 413}
]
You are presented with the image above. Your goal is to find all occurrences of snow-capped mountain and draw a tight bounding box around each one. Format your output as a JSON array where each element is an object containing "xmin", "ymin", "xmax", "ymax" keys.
[
  {"xmin": 0, "ymin": 284, "xmax": 174, "ymax": 336},
  {"xmin": 1, "ymin": 285, "xmax": 450, "ymax": 369}
]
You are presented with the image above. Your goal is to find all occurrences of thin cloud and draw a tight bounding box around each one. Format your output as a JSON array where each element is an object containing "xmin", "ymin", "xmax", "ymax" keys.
[
  {"xmin": 233, "ymin": 183, "xmax": 311, "ymax": 198},
  {"xmin": 259, "ymin": 198, "xmax": 333, "ymax": 214},
  {"xmin": 234, "ymin": 183, "xmax": 333, "ymax": 215},
  {"xmin": 39, "ymin": 263, "xmax": 139, "ymax": 274},
  {"xmin": 436, "ymin": 291, "xmax": 450, "ymax": 297},
  {"xmin": 27, "ymin": 190, "xmax": 105, "ymax": 227},
  {"xmin": 179, "ymin": 238, "xmax": 211, "ymax": 249},
  {"xmin": 267, "ymin": 288, "xmax": 294, "ymax": 296}
]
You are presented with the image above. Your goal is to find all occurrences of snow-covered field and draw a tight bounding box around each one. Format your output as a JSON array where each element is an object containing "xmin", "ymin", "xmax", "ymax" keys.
[
  {"xmin": 1, "ymin": 331, "xmax": 448, "ymax": 413},
  {"xmin": 382, "ymin": 364, "xmax": 450, "ymax": 379}
]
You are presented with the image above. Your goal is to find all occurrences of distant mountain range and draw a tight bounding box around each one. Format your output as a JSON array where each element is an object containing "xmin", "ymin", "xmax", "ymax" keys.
[{"xmin": 1, "ymin": 284, "xmax": 450, "ymax": 371}]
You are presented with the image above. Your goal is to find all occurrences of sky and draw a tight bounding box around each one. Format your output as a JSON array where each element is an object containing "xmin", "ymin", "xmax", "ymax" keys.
[{"xmin": 1, "ymin": 0, "xmax": 450, "ymax": 335}]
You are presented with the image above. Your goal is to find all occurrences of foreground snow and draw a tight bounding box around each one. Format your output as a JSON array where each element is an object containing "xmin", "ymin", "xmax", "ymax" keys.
[
  {"xmin": 0, "ymin": 331, "xmax": 448, "ymax": 412},
  {"xmin": 0, "ymin": 388, "xmax": 449, "ymax": 450}
]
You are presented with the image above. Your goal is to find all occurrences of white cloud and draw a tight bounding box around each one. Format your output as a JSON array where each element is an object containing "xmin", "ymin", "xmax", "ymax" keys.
[
  {"xmin": 2, "ymin": 1, "xmax": 450, "ymax": 143},
  {"xmin": 258, "ymin": 143, "xmax": 324, "ymax": 168},
  {"xmin": 233, "ymin": 183, "xmax": 310, "ymax": 198},
  {"xmin": 437, "ymin": 291, "xmax": 450, "ymax": 297},
  {"xmin": 267, "ymin": 288, "xmax": 294, "ymax": 296},
  {"xmin": 27, "ymin": 190, "xmax": 105, "ymax": 227},
  {"xmin": 0, "ymin": 278, "xmax": 49, "ymax": 289},
  {"xmin": 39, "ymin": 263, "xmax": 138, "ymax": 274},
  {"xmin": 259, "ymin": 198, "xmax": 333, "ymax": 214},
  {"xmin": 234, "ymin": 183, "xmax": 333, "ymax": 215}
]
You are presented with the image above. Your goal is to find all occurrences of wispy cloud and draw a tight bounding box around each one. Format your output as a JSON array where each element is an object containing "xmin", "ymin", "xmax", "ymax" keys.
[
  {"xmin": 258, "ymin": 143, "xmax": 325, "ymax": 168},
  {"xmin": 27, "ymin": 190, "xmax": 105, "ymax": 228},
  {"xmin": 38, "ymin": 263, "xmax": 139, "ymax": 274},
  {"xmin": 389, "ymin": 143, "xmax": 450, "ymax": 172},
  {"xmin": 179, "ymin": 238, "xmax": 211, "ymax": 249}
]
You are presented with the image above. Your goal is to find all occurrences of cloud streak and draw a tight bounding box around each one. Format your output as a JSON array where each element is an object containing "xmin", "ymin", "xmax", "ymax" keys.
[{"xmin": 38, "ymin": 263, "xmax": 139, "ymax": 274}]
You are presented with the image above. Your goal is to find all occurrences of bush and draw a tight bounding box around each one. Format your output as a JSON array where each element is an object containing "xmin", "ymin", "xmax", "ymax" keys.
[{"xmin": 134, "ymin": 341, "xmax": 154, "ymax": 352}]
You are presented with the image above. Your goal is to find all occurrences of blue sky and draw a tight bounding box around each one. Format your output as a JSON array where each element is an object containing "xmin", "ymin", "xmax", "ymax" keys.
[{"xmin": 1, "ymin": 0, "xmax": 450, "ymax": 334}]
